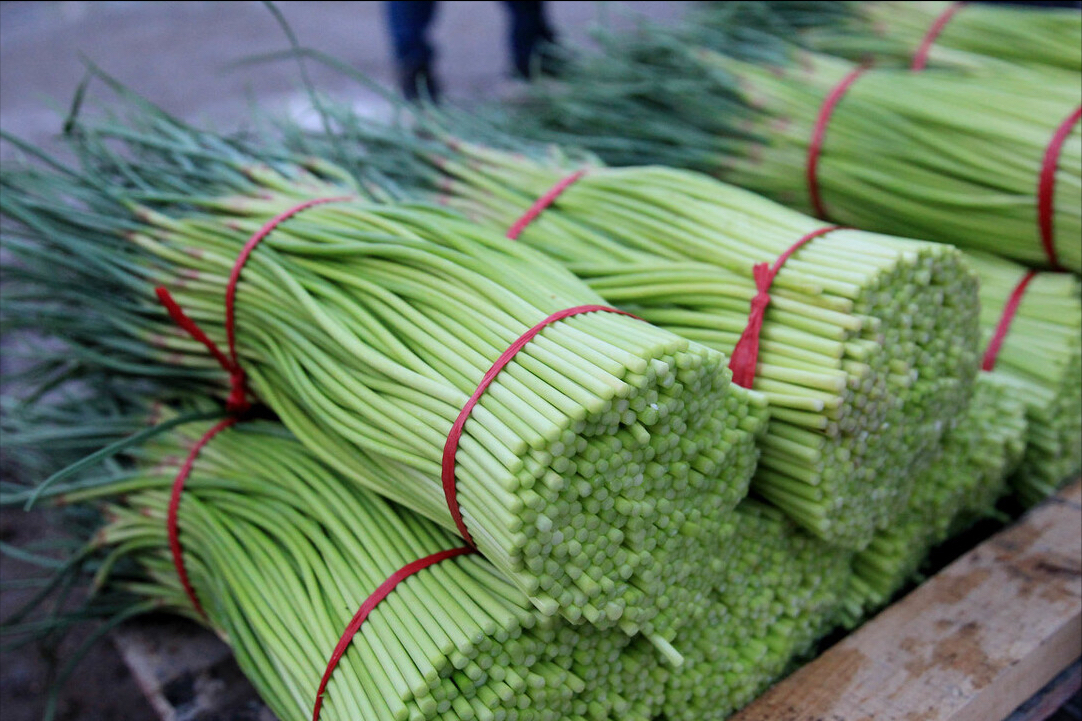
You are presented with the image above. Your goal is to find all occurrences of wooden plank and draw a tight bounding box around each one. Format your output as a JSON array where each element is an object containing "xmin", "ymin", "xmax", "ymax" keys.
[
  {"xmin": 733, "ymin": 480, "xmax": 1082, "ymax": 721},
  {"xmin": 1005, "ymin": 659, "xmax": 1081, "ymax": 721}
]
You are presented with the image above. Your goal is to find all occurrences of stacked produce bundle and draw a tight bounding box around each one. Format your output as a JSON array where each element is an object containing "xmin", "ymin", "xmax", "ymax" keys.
[
  {"xmin": 304, "ymin": 125, "xmax": 982, "ymax": 549},
  {"xmin": 689, "ymin": 0, "xmax": 850, "ymax": 39},
  {"xmin": 664, "ymin": 501, "xmax": 851, "ymax": 720},
  {"xmin": 943, "ymin": 377, "xmax": 1029, "ymax": 529},
  {"xmin": 611, "ymin": 637, "xmax": 670, "ymax": 719},
  {"xmin": 967, "ymin": 252, "xmax": 1082, "ymax": 506},
  {"xmin": 838, "ymin": 372, "xmax": 1028, "ymax": 625},
  {"xmin": 807, "ymin": 1, "xmax": 1082, "ymax": 72},
  {"xmin": 37, "ymin": 413, "xmax": 665, "ymax": 721},
  {"xmin": 1, "ymin": 118, "xmax": 767, "ymax": 648},
  {"xmin": 684, "ymin": 50, "xmax": 1082, "ymax": 273},
  {"xmin": 469, "ymin": 13, "xmax": 1081, "ymax": 273},
  {"xmin": 461, "ymin": 2, "xmax": 849, "ymax": 171}
]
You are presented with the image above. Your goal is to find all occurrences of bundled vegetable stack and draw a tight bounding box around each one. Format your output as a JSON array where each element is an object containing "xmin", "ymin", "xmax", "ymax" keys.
[
  {"xmin": 300, "ymin": 124, "xmax": 982, "ymax": 549},
  {"xmin": 664, "ymin": 500, "xmax": 851, "ymax": 721},
  {"xmin": 140, "ymin": 192, "xmax": 755, "ymax": 640},
  {"xmin": 470, "ymin": 8, "xmax": 1080, "ymax": 274},
  {"xmin": 462, "ymin": 1, "xmax": 851, "ymax": 171},
  {"xmin": 967, "ymin": 252, "xmax": 1082, "ymax": 506},
  {"xmin": 807, "ymin": 1, "xmax": 1082, "ymax": 72},
  {"xmin": 840, "ymin": 252, "xmax": 1081, "ymax": 623},
  {"xmin": 41, "ymin": 413, "xmax": 667, "ymax": 721},
  {"xmin": 839, "ymin": 372, "xmax": 1028, "ymax": 625},
  {"xmin": 3, "ymin": 7, "xmax": 1075, "ymax": 711},
  {"xmin": 0, "ymin": 115, "xmax": 769, "ymax": 649},
  {"xmin": 699, "ymin": 50, "xmax": 1082, "ymax": 273}
]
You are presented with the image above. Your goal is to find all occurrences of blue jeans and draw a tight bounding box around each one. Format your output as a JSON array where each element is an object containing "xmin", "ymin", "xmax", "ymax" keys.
[{"xmin": 385, "ymin": 1, "xmax": 556, "ymax": 78}]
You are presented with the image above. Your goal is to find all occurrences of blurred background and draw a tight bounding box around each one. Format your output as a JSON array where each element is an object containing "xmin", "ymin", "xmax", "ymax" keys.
[
  {"xmin": 0, "ymin": 3, "xmax": 690, "ymax": 719},
  {"xmin": 0, "ymin": 1, "xmax": 690, "ymax": 149}
]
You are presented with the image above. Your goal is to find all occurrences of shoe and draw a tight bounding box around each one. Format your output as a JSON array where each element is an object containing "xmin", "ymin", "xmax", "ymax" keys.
[
  {"xmin": 512, "ymin": 40, "xmax": 569, "ymax": 81},
  {"xmin": 397, "ymin": 62, "xmax": 440, "ymax": 103}
]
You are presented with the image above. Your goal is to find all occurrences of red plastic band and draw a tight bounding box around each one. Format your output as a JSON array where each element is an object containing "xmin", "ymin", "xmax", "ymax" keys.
[
  {"xmin": 1038, "ymin": 106, "xmax": 1081, "ymax": 270},
  {"xmin": 167, "ymin": 416, "xmax": 239, "ymax": 618},
  {"xmin": 911, "ymin": 2, "xmax": 967, "ymax": 71},
  {"xmin": 312, "ymin": 546, "xmax": 476, "ymax": 721},
  {"xmin": 982, "ymin": 270, "xmax": 1037, "ymax": 372},
  {"xmin": 155, "ymin": 196, "xmax": 352, "ymax": 412},
  {"xmin": 442, "ymin": 304, "xmax": 640, "ymax": 546},
  {"xmin": 728, "ymin": 226, "xmax": 845, "ymax": 388},
  {"xmin": 155, "ymin": 287, "xmax": 250, "ymax": 414},
  {"xmin": 225, "ymin": 196, "xmax": 353, "ymax": 368},
  {"xmin": 506, "ymin": 171, "xmax": 586, "ymax": 240},
  {"xmin": 807, "ymin": 67, "xmax": 867, "ymax": 220}
]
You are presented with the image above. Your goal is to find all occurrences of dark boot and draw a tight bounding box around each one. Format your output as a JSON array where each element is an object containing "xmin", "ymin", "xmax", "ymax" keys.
[
  {"xmin": 386, "ymin": 1, "xmax": 441, "ymax": 101},
  {"xmin": 503, "ymin": 1, "xmax": 562, "ymax": 79},
  {"xmin": 396, "ymin": 61, "xmax": 441, "ymax": 103}
]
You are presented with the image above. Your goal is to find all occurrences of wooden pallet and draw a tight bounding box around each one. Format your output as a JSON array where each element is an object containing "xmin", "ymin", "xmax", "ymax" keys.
[
  {"xmin": 114, "ymin": 480, "xmax": 1082, "ymax": 721},
  {"xmin": 734, "ymin": 479, "xmax": 1082, "ymax": 721}
]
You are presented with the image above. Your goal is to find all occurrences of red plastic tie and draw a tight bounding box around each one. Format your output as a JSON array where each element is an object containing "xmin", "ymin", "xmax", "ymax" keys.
[
  {"xmin": 442, "ymin": 304, "xmax": 640, "ymax": 546},
  {"xmin": 807, "ymin": 67, "xmax": 867, "ymax": 220},
  {"xmin": 155, "ymin": 288, "xmax": 250, "ymax": 414},
  {"xmin": 982, "ymin": 271, "xmax": 1037, "ymax": 372},
  {"xmin": 155, "ymin": 196, "xmax": 352, "ymax": 413},
  {"xmin": 1038, "ymin": 106, "xmax": 1081, "ymax": 271},
  {"xmin": 312, "ymin": 546, "xmax": 476, "ymax": 721},
  {"xmin": 158, "ymin": 197, "xmax": 352, "ymax": 611},
  {"xmin": 728, "ymin": 226, "xmax": 845, "ymax": 388},
  {"xmin": 507, "ymin": 171, "xmax": 586, "ymax": 240},
  {"xmin": 167, "ymin": 416, "xmax": 239, "ymax": 618},
  {"xmin": 224, "ymin": 196, "xmax": 354, "ymax": 369},
  {"xmin": 911, "ymin": 2, "xmax": 967, "ymax": 71}
]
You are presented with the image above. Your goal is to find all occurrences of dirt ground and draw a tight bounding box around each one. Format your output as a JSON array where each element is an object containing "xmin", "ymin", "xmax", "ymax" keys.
[{"xmin": 0, "ymin": 506, "xmax": 161, "ymax": 721}]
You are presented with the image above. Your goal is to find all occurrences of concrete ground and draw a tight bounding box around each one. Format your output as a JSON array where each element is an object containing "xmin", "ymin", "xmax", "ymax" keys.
[
  {"xmin": 0, "ymin": 2, "xmax": 690, "ymax": 719},
  {"xmin": 1, "ymin": 1, "xmax": 689, "ymax": 147}
]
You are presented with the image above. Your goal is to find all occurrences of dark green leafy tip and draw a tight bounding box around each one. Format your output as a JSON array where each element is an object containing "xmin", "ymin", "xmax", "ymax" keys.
[{"xmin": 25, "ymin": 408, "xmax": 226, "ymax": 510}]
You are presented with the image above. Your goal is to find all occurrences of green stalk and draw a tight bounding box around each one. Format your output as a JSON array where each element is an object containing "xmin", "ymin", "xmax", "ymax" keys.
[
  {"xmin": 813, "ymin": 1, "xmax": 1082, "ymax": 73},
  {"xmin": 81, "ymin": 414, "xmax": 669, "ymax": 721},
  {"xmin": 2, "ymin": 112, "xmax": 766, "ymax": 641},
  {"xmin": 293, "ymin": 120, "xmax": 980, "ymax": 550},
  {"xmin": 966, "ymin": 251, "xmax": 1082, "ymax": 506},
  {"xmin": 838, "ymin": 371, "xmax": 1029, "ymax": 625}
]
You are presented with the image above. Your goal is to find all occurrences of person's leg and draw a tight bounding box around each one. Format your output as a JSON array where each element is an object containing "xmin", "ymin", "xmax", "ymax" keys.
[
  {"xmin": 385, "ymin": 1, "xmax": 440, "ymax": 100},
  {"xmin": 502, "ymin": 1, "xmax": 557, "ymax": 79}
]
